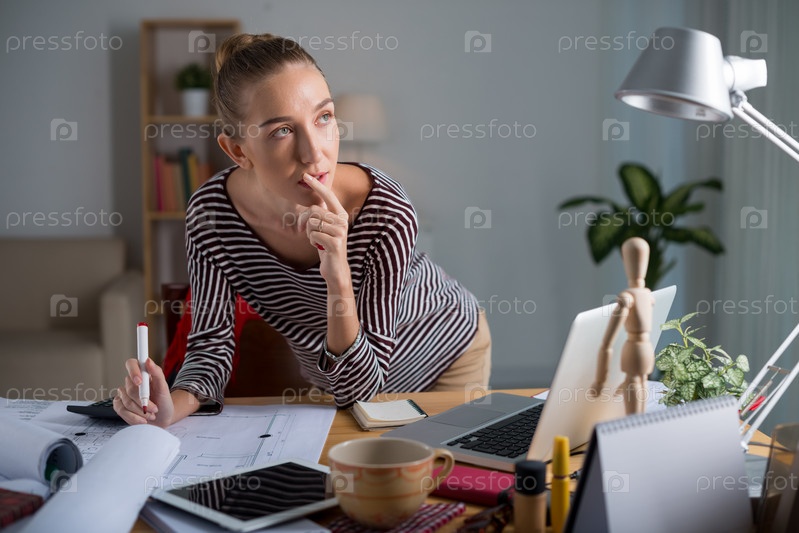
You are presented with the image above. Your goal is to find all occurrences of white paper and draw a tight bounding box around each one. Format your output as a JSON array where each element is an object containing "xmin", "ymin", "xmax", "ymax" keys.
[
  {"xmin": 1, "ymin": 399, "xmax": 336, "ymax": 487},
  {"xmin": 22, "ymin": 425, "xmax": 180, "ymax": 533},
  {"xmin": 0, "ymin": 416, "xmax": 82, "ymax": 483}
]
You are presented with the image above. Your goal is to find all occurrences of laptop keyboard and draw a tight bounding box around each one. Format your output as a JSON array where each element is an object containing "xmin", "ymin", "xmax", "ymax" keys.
[{"xmin": 445, "ymin": 403, "xmax": 544, "ymax": 459}]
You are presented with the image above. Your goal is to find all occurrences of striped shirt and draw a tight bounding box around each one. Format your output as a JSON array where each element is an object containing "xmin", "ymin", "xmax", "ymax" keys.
[{"xmin": 173, "ymin": 163, "xmax": 479, "ymax": 407}]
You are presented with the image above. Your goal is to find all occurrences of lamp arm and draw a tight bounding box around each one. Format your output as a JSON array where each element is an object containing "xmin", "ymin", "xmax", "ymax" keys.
[
  {"xmin": 730, "ymin": 95, "xmax": 799, "ymax": 164},
  {"xmin": 738, "ymin": 320, "xmax": 799, "ymax": 449}
]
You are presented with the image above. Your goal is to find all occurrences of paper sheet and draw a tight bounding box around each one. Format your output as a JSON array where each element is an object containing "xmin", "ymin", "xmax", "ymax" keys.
[
  {"xmin": 1, "ymin": 399, "xmax": 337, "ymax": 487},
  {"xmin": 22, "ymin": 425, "xmax": 180, "ymax": 533}
]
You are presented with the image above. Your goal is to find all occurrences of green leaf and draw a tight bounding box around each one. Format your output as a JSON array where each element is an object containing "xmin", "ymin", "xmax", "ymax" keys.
[
  {"xmin": 686, "ymin": 336, "xmax": 707, "ymax": 350},
  {"xmin": 659, "ymin": 178, "xmax": 722, "ymax": 215},
  {"xmin": 673, "ymin": 361, "xmax": 688, "ymax": 381},
  {"xmin": 685, "ymin": 359, "xmax": 711, "ymax": 380},
  {"xmin": 679, "ymin": 381, "xmax": 698, "ymax": 402},
  {"xmin": 736, "ymin": 355, "xmax": 750, "ymax": 373},
  {"xmin": 661, "ymin": 319, "xmax": 681, "ymax": 331},
  {"xmin": 656, "ymin": 353, "xmax": 675, "ymax": 371},
  {"xmin": 558, "ymin": 196, "xmax": 621, "ymax": 211},
  {"xmin": 662, "ymin": 226, "xmax": 725, "ymax": 254},
  {"xmin": 619, "ymin": 163, "xmax": 662, "ymax": 213},
  {"xmin": 725, "ymin": 367, "xmax": 745, "ymax": 388},
  {"xmin": 675, "ymin": 347, "xmax": 695, "ymax": 364},
  {"xmin": 702, "ymin": 373, "xmax": 725, "ymax": 390},
  {"xmin": 587, "ymin": 214, "xmax": 627, "ymax": 263}
]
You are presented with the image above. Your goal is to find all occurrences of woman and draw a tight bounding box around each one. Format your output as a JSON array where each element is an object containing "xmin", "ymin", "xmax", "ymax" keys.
[{"xmin": 114, "ymin": 34, "xmax": 490, "ymax": 426}]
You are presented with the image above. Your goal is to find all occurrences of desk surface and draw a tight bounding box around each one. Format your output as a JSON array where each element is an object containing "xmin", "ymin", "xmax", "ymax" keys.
[{"xmin": 133, "ymin": 389, "xmax": 769, "ymax": 532}]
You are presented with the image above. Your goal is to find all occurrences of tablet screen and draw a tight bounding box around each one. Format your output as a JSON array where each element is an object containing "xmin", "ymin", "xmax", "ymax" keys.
[{"xmin": 162, "ymin": 461, "xmax": 329, "ymax": 521}]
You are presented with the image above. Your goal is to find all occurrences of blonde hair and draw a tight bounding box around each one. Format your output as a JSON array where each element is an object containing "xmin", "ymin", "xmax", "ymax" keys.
[{"xmin": 213, "ymin": 33, "xmax": 323, "ymax": 137}]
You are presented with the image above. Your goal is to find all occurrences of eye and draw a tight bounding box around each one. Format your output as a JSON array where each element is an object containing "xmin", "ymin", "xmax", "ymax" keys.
[
  {"xmin": 271, "ymin": 126, "xmax": 292, "ymax": 138},
  {"xmin": 318, "ymin": 112, "xmax": 333, "ymax": 124}
]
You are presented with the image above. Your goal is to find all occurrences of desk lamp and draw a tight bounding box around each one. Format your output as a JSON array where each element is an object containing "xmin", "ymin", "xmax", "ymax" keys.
[{"xmin": 615, "ymin": 26, "xmax": 799, "ymax": 448}]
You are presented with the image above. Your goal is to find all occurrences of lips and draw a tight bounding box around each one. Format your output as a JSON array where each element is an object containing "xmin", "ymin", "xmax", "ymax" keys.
[{"xmin": 299, "ymin": 172, "xmax": 328, "ymax": 188}]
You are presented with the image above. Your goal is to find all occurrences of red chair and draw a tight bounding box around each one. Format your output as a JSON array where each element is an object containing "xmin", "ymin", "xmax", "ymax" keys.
[{"xmin": 162, "ymin": 286, "xmax": 310, "ymax": 397}]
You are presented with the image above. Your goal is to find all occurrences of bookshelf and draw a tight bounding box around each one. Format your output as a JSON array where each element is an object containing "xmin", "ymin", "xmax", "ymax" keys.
[{"xmin": 140, "ymin": 19, "xmax": 240, "ymax": 355}]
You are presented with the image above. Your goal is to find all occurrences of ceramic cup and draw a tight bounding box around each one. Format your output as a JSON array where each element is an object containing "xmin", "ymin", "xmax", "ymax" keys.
[{"xmin": 327, "ymin": 437, "xmax": 455, "ymax": 529}]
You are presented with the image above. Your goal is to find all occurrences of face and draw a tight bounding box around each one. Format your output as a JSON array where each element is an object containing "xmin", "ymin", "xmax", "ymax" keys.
[{"xmin": 226, "ymin": 63, "xmax": 340, "ymax": 207}]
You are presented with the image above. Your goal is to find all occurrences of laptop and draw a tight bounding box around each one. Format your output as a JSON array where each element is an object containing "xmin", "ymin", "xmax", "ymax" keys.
[{"xmin": 384, "ymin": 285, "xmax": 676, "ymax": 471}]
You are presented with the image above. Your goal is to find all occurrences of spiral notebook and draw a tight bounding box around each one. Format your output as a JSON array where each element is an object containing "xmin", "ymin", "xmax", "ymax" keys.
[{"xmin": 566, "ymin": 396, "xmax": 752, "ymax": 533}]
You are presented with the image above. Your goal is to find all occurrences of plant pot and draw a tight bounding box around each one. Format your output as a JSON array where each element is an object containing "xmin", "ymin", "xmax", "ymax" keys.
[{"xmin": 181, "ymin": 89, "xmax": 210, "ymax": 117}]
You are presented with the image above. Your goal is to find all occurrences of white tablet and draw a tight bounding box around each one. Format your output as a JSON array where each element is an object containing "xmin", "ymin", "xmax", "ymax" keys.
[{"xmin": 151, "ymin": 458, "xmax": 338, "ymax": 532}]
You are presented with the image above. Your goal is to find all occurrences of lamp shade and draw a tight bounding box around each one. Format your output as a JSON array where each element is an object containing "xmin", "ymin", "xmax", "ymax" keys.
[
  {"xmin": 615, "ymin": 27, "xmax": 733, "ymax": 122},
  {"xmin": 334, "ymin": 93, "xmax": 388, "ymax": 143}
]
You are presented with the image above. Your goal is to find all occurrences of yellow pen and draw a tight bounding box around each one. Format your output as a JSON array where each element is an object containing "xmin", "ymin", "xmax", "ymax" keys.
[{"xmin": 551, "ymin": 435, "xmax": 570, "ymax": 533}]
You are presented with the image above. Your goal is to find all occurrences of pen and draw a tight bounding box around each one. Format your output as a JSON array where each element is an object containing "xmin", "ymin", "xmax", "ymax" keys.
[
  {"xmin": 137, "ymin": 322, "xmax": 150, "ymax": 414},
  {"xmin": 551, "ymin": 435, "xmax": 570, "ymax": 533}
]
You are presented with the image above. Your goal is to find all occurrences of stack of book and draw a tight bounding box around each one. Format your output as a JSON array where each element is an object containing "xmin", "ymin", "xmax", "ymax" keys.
[{"xmin": 151, "ymin": 148, "xmax": 214, "ymax": 212}]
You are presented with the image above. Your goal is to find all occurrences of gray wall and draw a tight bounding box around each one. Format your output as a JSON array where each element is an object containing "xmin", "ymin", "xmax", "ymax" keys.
[{"xmin": 3, "ymin": 0, "xmax": 794, "ymax": 431}]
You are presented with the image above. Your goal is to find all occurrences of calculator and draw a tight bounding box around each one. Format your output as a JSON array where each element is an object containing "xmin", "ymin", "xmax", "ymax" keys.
[{"xmin": 66, "ymin": 398, "xmax": 122, "ymax": 420}]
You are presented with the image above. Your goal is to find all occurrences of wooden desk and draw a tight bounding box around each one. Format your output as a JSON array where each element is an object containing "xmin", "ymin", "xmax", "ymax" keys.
[
  {"xmin": 134, "ymin": 389, "xmax": 769, "ymax": 532},
  {"xmin": 132, "ymin": 389, "xmax": 540, "ymax": 532}
]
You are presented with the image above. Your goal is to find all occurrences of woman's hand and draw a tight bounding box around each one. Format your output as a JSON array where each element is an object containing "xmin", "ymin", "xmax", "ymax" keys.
[
  {"xmin": 300, "ymin": 173, "xmax": 351, "ymax": 285},
  {"xmin": 113, "ymin": 358, "xmax": 174, "ymax": 428}
]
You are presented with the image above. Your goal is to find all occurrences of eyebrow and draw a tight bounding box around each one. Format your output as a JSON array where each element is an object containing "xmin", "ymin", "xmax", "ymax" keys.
[{"xmin": 258, "ymin": 98, "xmax": 334, "ymax": 128}]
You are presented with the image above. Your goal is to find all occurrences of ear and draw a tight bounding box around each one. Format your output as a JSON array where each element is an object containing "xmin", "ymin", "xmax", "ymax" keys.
[{"xmin": 217, "ymin": 134, "xmax": 253, "ymax": 169}]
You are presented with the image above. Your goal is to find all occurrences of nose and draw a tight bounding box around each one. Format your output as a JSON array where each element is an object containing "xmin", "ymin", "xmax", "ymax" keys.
[{"xmin": 297, "ymin": 125, "xmax": 326, "ymax": 165}]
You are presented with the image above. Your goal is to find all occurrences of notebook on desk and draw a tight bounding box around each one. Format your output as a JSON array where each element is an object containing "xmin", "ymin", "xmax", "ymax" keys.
[{"xmin": 384, "ymin": 285, "xmax": 676, "ymax": 471}]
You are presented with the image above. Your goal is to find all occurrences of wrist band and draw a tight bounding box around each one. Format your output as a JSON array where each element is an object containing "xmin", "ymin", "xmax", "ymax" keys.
[{"xmin": 324, "ymin": 324, "xmax": 363, "ymax": 364}]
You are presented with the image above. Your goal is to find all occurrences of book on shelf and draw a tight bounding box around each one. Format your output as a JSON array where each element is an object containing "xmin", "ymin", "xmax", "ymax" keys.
[
  {"xmin": 151, "ymin": 149, "xmax": 213, "ymax": 213},
  {"xmin": 350, "ymin": 399, "xmax": 428, "ymax": 430}
]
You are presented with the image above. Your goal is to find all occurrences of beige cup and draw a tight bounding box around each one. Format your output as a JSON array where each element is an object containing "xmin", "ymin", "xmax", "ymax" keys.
[{"xmin": 327, "ymin": 437, "xmax": 455, "ymax": 529}]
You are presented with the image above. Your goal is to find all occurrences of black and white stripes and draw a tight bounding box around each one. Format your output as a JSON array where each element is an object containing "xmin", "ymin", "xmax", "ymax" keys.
[{"xmin": 173, "ymin": 163, "xmax": 478, "ymax": 407}]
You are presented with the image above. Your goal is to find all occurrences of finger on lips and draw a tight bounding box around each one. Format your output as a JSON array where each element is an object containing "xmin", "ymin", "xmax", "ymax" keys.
[{"xmin": 302, "ymin": 174, "xmax": 345, "ymax": 214}]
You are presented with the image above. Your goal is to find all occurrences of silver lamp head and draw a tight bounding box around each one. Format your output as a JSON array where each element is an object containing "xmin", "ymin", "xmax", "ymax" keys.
[{"xmin": 616, "ymin": 27, "xmax": 738, "ymax": 122}]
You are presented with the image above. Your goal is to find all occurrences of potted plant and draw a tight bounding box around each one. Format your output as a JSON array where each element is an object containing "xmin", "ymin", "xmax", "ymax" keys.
[
  {"xmin": 558, "ymin": 162, "xmax": 725, "ymax": 288},
  {"xmin": 655, "ymin": 313, "xmax": 750, "ymax": 406},
  {"xmin": 176, "ymin": 63, "xmax": 212, "ymax": 117}
]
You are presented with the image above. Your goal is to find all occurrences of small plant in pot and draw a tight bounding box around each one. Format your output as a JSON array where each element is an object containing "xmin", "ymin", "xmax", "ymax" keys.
[
  {"xmin": 176, "ymin": 63, "xmax": 212, "ymax": 117},
  {"xmin": 655, "ymin": 312, "xmax": 750, "ymax": 406}
]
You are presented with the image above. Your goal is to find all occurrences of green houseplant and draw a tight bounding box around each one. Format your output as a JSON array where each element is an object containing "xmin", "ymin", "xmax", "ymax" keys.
[
  {"xmin": 655, "ymin": 313, "xmax": 750, "ymax": 406},
  {"xmin": 176, "ymin": 63, "xmax": 212, "ymax": 117},
  {"xmin": 558, "ymin": 162, "xmax": 725, "ymax": 288}
]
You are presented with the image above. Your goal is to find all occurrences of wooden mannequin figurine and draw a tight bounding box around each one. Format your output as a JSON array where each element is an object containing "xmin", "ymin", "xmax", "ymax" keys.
[{"xmin": 588, "ymin": 237, "xmax": 655, "ymax": 415}]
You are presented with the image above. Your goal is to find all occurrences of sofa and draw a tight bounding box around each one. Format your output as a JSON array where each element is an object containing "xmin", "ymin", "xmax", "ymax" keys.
[{"xmin": 0, "ymin": 238, "xmax": 144, "ymax": 400}]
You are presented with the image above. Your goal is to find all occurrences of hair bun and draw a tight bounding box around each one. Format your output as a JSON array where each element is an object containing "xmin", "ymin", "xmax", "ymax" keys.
[{"xmin": 214, "ymin": 33, "xmax": 278, "ymax": 73}]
